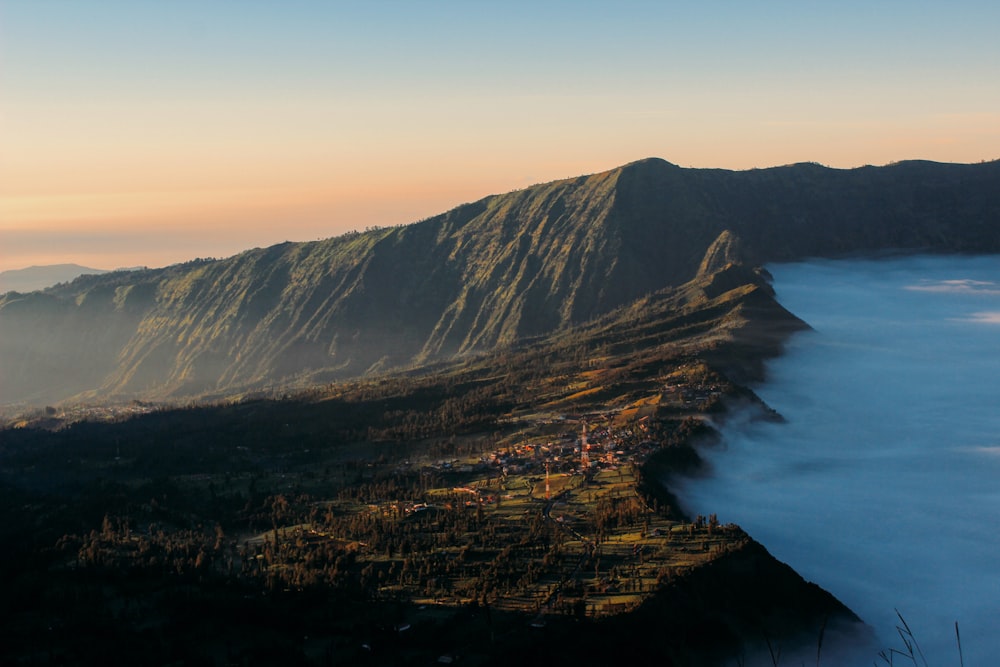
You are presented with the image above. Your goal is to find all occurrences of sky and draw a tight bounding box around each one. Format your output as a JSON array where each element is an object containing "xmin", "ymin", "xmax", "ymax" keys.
[{"xmin": 2, "ymin": 1, "xmax": 999, "ymax": 273}]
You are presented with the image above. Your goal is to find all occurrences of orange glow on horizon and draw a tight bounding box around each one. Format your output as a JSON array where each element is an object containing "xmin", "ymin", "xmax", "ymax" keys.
[{"xmin": 3, "ymin": 115, "xmax": 998, "ymax": 274}]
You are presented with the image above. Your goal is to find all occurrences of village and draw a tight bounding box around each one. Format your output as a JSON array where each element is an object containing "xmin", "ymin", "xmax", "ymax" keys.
[{"xmin": 230, "ymin": 391, "xmax": 745, "ymax": 624}]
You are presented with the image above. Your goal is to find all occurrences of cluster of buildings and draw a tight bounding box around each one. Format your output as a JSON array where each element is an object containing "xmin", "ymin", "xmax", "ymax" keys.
[{"xmin": 479, "ymin": 418, "xmax": 659, "ymax": 479}]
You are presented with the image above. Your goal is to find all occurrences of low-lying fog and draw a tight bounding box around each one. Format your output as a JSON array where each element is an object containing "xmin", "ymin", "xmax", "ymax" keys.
[{"xmin": 675, "ymin": 254, "xmax": 1000, "ymax": 665}]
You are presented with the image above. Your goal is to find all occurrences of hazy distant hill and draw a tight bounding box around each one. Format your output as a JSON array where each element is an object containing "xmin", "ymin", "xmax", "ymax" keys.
[
  {"xmin": 1, "ymin": 158, "xmax": 998, "ymax": 405},
  {"xmin": 0, "ymin": 263, "xmax": 108, "ymax": 294}
]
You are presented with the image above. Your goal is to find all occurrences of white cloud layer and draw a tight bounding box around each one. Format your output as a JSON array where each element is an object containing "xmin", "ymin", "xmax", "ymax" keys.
[
  {"xmin": 959, "ymin": 311, "xmax": 1000, "ymax": 324},
  {"xmin": 677, "ymin": 254, "xmax": 1000, "ymax": 667},
  {"xmin": 905, "ymin": 278, "xmax": 1000, "ymax": 294}
]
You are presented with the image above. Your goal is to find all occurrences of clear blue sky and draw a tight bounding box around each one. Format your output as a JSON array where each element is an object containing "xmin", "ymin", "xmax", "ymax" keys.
[{"xmin": 2, "ymin": 1, "xmax": 998, "ymax": 271}]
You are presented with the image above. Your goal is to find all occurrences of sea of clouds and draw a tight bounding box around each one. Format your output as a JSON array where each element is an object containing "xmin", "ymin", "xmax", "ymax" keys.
[{"xmin": 675, "ymin": 254, "xmax": 1000, "ymax": 666}]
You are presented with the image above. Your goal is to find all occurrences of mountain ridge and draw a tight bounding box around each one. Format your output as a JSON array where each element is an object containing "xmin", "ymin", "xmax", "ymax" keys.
[
  {"xmin": 0, "ymin": 263, "xmax": 109, "ymax": 294},
  {"xmin": 1, "ymin": 158, "xmax": 998, "ymax": 405}
]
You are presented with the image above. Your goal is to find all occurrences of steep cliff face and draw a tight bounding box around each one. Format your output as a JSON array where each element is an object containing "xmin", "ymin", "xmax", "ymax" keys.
[
  {"xmin": 617, "ymin": 157, "xmax": 1000, "ymax": 265},
  {"xmin": 2, "ymin": 158, "xmax": 998, "ymax": 405},
  {"xmin": 0, "ymin": 168, "xmax": 630, "ymax": 403}
]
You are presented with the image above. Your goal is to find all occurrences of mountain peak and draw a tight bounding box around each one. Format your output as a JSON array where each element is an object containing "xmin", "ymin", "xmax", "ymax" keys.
[
  {"xmin": 698, "ymin": 230, "xmax": 743, "ymax": 276},
  {"xmin": 2, "ymin": 159, "xmax": 999, "ymax": 405},
  {"xmin": 0, "ymin": 263, "xmax": 108, "ymax": 294},
  {"xmin": 619, "ymin": 157, "xmax": 680, "ymax": 172}
]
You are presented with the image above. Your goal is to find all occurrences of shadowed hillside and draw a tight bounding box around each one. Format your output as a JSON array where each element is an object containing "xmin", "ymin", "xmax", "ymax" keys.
[{"xmin": 1, "ymin": 158, "xmax": 998, "ymax": 405}]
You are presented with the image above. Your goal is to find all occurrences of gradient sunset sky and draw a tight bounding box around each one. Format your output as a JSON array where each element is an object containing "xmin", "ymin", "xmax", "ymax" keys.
[{"xmin": 2, "ymin": 1, "xmax": 999, "ymax": 273}]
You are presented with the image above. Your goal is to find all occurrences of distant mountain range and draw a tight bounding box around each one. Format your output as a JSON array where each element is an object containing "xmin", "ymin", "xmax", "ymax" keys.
[
  {"xmin": 2, "ymin": 158, "xmax": 998, "ymax": 406},
  {"xmin": 0, "ymin": 264, "xmax": 108, "ymax": 294}
]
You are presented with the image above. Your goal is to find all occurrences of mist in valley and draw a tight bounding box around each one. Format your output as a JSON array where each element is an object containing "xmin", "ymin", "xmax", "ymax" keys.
[{"xmin": 675, "ymin": 254, "xmax": 1000, "ymax": 665}]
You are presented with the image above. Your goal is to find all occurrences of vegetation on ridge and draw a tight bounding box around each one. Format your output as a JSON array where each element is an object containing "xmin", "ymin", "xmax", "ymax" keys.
[{"xmin": 2, "ymin": 159, "xmax": 998, "ymax": 406}]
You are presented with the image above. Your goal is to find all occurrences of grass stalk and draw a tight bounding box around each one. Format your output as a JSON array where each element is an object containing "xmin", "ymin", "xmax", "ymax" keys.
[{"xmin": 954, "ymin": 622, "xmax": 963, "ymax": 667}]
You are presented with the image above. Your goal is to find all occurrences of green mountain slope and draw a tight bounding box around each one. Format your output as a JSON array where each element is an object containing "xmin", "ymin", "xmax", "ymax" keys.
[{"xmin": 1, "ymin": 158, "xmax": 998, "ymax": 405}]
